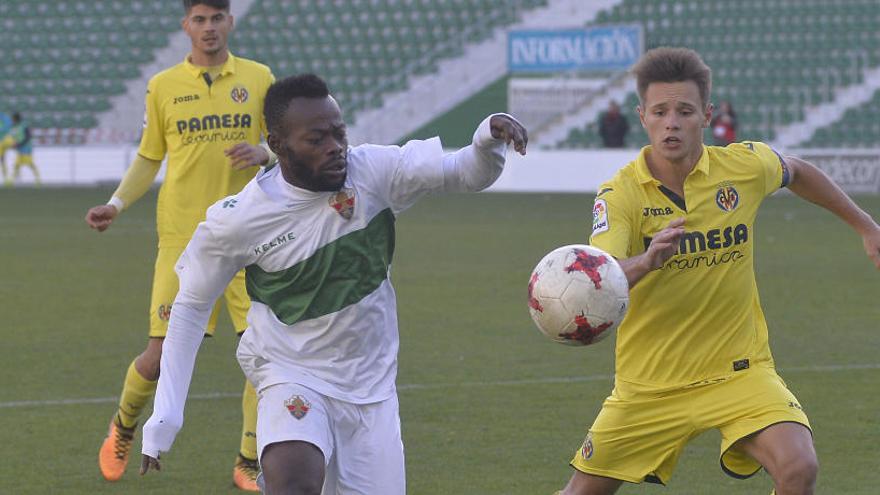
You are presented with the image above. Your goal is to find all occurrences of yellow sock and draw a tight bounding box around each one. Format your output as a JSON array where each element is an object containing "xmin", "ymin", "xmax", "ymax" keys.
[
  {"xmin": 240, "ymin": 379, "xmax": 258, "ymax": 460},
  {"xmin": 30, "ymin": 164, "xmax": 40, "ymax": 185},
  {"xmin": 116, "ymin": 360, "xmax": 157, "ymax": 428}
]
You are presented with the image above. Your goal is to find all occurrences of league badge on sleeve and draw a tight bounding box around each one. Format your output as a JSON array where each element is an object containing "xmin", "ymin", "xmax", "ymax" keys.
[{"xmin": 592, "ymin": 199, "xmax": 609, "ymax": 235}]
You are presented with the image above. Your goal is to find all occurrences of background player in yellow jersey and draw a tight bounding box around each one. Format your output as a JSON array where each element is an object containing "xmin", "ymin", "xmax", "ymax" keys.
[
  {"xmin": 0, "ymin": 110, "xmax": 14, "ymax": 184},
  {"xmin": 6, "ymin": 112, "xmax": 40, "ymax": 186},
  {"xmin": 84, "ymin": 1, "xmax": 274, "ymax": 490},
  {"xmin": 559, "ymin": 48, "xmax": 880, "ymax": 495}
]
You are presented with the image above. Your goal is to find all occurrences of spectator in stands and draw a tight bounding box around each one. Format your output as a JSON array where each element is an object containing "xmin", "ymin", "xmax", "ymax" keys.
[
  {"xmin": 7, "ymin": 112, "xmax": 40, "ymax": 186},
  {"xmin": 84, "ymin": 0, "xmax": 274, "ymax": 490},
  {"xmin": 0, "ymin": 110, "xmax": 13, "ymax": 184},
  {"xmin": 711, "ymin": 100, "xmax": 737, "ymax": 146},
  {"xmin": 598, "ymin": 100, "xmax": 630, "ymax": 148}
]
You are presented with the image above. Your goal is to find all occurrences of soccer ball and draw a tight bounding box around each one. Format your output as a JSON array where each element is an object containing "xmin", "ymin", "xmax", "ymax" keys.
[{"xmin": 527, "ymin": 244, "xmax": 629, "ymax": 346}]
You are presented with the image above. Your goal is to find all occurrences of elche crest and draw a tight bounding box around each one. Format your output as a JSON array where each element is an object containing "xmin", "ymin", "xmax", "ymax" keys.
[{"xmin": 527, "ymin": 244, "xmax": 629, "ymax": 346}]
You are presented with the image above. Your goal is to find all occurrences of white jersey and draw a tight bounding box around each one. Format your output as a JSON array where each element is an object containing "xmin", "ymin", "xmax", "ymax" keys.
[{"xmin": 143, "ymin": 115, "xmax": 514, "ymax": 457}]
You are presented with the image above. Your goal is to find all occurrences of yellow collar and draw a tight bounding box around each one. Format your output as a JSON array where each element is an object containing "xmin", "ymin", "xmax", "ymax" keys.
[
  {"xmin": 183, "ymin": 52, "xmax": 237, "ymax": 78},
  {"xmin": 634, "ymin": 144, "xmax": 710, "ymax": 184}
]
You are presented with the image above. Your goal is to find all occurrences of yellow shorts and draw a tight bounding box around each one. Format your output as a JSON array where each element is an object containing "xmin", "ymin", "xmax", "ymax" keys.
[
  {"xmin": 15, "ymin": 154, "xmax": 35, "ymax": 167},
  {"xmin": 149, "ymin": 245, "xmax": 250, "ymax": 337},
  {"xmin": 570, "ymin": 365, "xmax": 810, "ymax": 484}
]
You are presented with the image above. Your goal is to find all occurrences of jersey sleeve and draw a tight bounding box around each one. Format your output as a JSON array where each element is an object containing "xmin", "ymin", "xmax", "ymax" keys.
[
  {"xmin": 386, "ymin": 114, "xmax": 510, "ymax": 213},
  {"xmin": 384, "ymin": 137, "xmax": 446, "ymax": 214},
  {"xmin": 141, "ymin": 217, "xmax": 246, "ymax": 458},
  {"xmin": 138, "ymin": 76, "xmax": 166, "ymax": 161},
  {"xmin": 744, "ymin": 141, "xmax": 789, "ymax": 196},
  {"xmin": 589, "ymin": 183, "xmax": 633, "ymax": 260}
]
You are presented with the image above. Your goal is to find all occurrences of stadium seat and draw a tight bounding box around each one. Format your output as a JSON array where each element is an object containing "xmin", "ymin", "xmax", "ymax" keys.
[
  {"xmin": 0, "ymin": 0, "xmax": 180, "ymax": 130},
  {"xmin": 229, "ymin": 0, "xmax": 549, "ymax": 120},
  {"xmin": 554, "ymin": 0, "xmax": 880, "ymax": 149}
]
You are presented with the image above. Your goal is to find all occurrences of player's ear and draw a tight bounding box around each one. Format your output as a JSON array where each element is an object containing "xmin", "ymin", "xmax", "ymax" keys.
[
  {"xmin": 636, "ymin": 105, "xmax": 647, "ymax": 129},
  {"xmin": 703, "ymin": 102, "xmax": 714, "ymax": 128},
  {"xmin": 266, "ymin": 132, "xmax": 280, "ymax": 155},
  {"xmin": 267, "ymin": 133, "xmax": 283, "ymax": 156}
]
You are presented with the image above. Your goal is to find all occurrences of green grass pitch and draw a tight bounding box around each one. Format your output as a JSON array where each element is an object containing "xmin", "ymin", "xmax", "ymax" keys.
[{"xmin": 1, "ymin": 188, "xmax": 877, "ymax": 494}]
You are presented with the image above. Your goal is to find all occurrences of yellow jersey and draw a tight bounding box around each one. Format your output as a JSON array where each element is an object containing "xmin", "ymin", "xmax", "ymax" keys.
[
  {"xmin": 138, "ymin": 53, "xmax": 274, "ymax": 247},
  {"xmin": 590, "ymin": 142, "xmax": 789, "ymax": 391}
]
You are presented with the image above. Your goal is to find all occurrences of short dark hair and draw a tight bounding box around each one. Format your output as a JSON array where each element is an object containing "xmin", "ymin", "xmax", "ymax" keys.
[
  {"xmin": 632, "ymin": 47, "xmax": 712, "ymax": 108},
  {"xmin": 182, "ymin": 0, "xmax": 230, "ymax": 12},
  {"xmin": 264, "ymin": 74, "xmax": 331, "ymax": 135}
]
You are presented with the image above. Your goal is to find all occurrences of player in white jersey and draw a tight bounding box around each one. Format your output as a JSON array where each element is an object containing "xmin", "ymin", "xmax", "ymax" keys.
[{"xmin": 139, "ymin": 74, "xmax": 528, "ymax": 493}]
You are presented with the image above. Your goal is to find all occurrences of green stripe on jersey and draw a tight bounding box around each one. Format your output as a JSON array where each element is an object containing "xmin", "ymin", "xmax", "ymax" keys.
[{"xmin": 245, "ymin": 208, "xmax": 395, "ymax": 325}]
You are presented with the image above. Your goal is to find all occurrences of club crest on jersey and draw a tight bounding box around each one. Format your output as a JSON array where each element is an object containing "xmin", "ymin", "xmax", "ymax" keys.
[
  {"xmin": 329, "ymin": 188, "xmax": 355, "ymax": 220},
  {"xmin": 284, "ymin": 395, "xmax": 311, "ymax": 420},
  {"xmin": 157, "ymin": 304, "xmax": 172, "ymax": 321},
  {"xmin": 581, "ymin": 433, "xmax": 594, "ymax": 460},
  {"xmin": 715, "ymin": 183, "xmax": 739, "ymax": 212},
  {"xmin": 230, "ymin": 85, "xmax": 249, "ymax": 103}
]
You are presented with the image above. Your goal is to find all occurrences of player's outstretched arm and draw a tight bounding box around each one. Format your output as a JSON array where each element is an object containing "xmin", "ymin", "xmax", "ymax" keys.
[
  {"xmin": 438, "ymin": 113, "xmax": 527, "ymax": 193},
  {"xmin": 84, "ymin": 155, "xmax": 162, "ymax": 232},
  {"xmin": 784, "ymin": 155, "xmax": 880, "ymax": 269},
  {"xmin": 225, "ymin": 142, "xmax": 273, "ymax": 170},
  {"xmin": 618, "ymin": 217, "xmax": 686, "ymax": 286},
  {"xmin": 141, "ymin": 222, "xmax": 244, "ymax": 472}
]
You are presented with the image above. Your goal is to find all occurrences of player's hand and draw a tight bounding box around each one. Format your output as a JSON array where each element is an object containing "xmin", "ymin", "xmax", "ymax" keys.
[
  {"xmin": 225, "ymin": 143, "xmax": 270, "ymax": 170},
  {"xmin": 644, "ymin": 217, "xmax": 686, "ymax": 270},
  {"xmin": 490, "ymin": 114, "xmax": 528, "ymax": 155},
  {"xmin": 140, "ymin": 454, "xmax": 161, "ymax": 475},
  {"xmin": 862, "ymin": 222, "xmax": 880, "ymax": 269},
  {"xmin": 85, "ymin": 204, "xmax": 119, "ymax": 232}
]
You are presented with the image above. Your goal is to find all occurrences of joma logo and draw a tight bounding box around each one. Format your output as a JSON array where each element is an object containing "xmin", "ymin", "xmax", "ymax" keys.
[
  {"xmin": 643, "ymin": 206, "xmax": 674, "ymax": 217},
  {"xmin": 173, "ymin": 94, "xmax": 200, "ymax": 104}
]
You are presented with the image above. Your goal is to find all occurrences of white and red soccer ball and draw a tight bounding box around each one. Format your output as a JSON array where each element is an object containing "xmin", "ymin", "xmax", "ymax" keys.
[{"xmin": 528, "ymin": 245, "xmax": 629, "ymax": 346}]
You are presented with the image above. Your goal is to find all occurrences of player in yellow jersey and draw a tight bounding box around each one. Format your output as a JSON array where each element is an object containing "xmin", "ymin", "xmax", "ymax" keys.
[
  {"xmin": 559, "ymin": 48, "xmax": 880, "ymax": 495},
  {"xmin": 7, "ymin": 112, "xmax": 40, "ymax": 186},
  {"xmin": 0, "ymin": 111, "xmax": 14, "ymax": 185},
  {"xmin": 84, "ymin": 1, "xmax": 274, "ymax": 490}
]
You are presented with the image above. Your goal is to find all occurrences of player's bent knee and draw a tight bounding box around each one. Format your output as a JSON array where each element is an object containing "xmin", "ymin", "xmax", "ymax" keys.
[
  {"xmin": 261, "ymin": 441, "xmax": 325, "ymax": 495},
  {"xmin": 562, "ymin": 470, "xmax": 623, "ymax": 495},
  {"xmin": 777, "ymin": 454, "xmax": 818, "ymax": 492},
  {"xmin": 263, "ymin": 476, "xmax": 322, "ymax": 495}
]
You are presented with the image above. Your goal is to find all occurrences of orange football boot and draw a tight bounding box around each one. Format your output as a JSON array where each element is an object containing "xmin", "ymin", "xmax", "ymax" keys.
[
  {"xmin": 233, "ymin": 453, "xmax": 261, "ymax": 492},
  {"xmin": 98, "ymin": 417, "xmax": 135, "ymax": 481}
]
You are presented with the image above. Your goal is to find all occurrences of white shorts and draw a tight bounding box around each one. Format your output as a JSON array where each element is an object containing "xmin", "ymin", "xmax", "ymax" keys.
[{"xmin": 257, "ymin": 383, "xmax": 405, "ymax": 495}]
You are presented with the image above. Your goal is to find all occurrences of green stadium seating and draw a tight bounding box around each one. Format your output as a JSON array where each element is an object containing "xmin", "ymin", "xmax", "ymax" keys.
[
  {"xmin": 0, "ymin": 0, "xmax": 181, "ymax": 130},
  {"xmin": 1, "ymin": 0, "xmax": 550, "ymax": 133},
  {"xmin": 555, "ymin": 0, "xmax": 880, "ymax": 149},
  {"xmin": 802, "ymin": 89, "xmax": 880, "ymax": 148},
  {"xmin": 231, "ymin": 0, "xmax": 548, "ymax": 119}
]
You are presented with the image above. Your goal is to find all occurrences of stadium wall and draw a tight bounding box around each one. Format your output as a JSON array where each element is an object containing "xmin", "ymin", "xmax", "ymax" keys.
[{"xmin": 15, "ymin": 147, "xmax": 880, "ymax": 195}]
